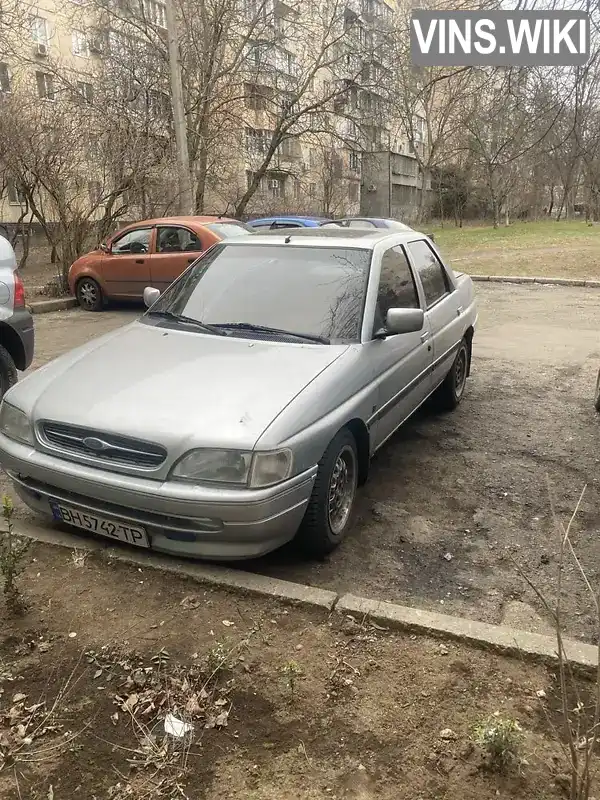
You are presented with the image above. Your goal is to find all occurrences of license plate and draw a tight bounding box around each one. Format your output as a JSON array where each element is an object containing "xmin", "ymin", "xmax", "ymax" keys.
[{"xmin": 50, "ymin": 502, "xmax": 149, "ymax": 548}]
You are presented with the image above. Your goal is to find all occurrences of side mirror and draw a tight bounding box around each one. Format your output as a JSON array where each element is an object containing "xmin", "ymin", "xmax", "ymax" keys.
[
  {"xmin": 143, "ymin": 286, "xmax": 160, "ymax": 308},
  {"xmin": 100, "ymin": 242, "xmax": 110, "ymax": 253},
  {"xmin": 383, "ymin": 308, "xmax": 424, "ymax": 336}
]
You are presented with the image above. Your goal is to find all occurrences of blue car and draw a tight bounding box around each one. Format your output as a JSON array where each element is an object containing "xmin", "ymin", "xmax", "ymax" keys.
[
  {"xmin": 321, "ymin": 217, "xmax": 435, "ymax": 242},
  {"xmin": 247, "ymin": 216, "xmax": 332, "ymax": 230}
]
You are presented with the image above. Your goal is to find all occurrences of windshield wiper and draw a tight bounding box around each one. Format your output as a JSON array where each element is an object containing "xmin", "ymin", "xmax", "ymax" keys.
[
  {"xmin": 146, "ymin": 309, "xmax": 226, "ymax": 336},
  {"xmin": 212, "ymin": 322, "xmax": 329, "ymax": 344}
]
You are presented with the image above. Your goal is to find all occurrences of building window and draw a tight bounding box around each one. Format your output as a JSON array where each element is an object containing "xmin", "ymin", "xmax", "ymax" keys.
[
  {"xmin": 267, "ymin": 177, "xmax": 284, "ymax": 198},
  {"xmin": 72, "ymin": 30, "xmax": 89, "ymax": 57},
  {"xmin": 77, "ymin": 81, "xmax": 94, "ymax": 103},
  {"xmin": 308, "ymin": 183, "xmax": 317, "ymax": 198},
  {"xmin": 0, "ymin": 63, "xmax": 10, "ymax": 93},
  {"xmin": 348, "ymin": 181, "xmax": 359, "ymax": 202},
  {"xmin": 88, "ymin": 180, "xmax": 102, "ymax": 205},
  {"xmin": 142, "ymin": 0, "xmax": 166, "ymax": 28},
  {"xmin": 7, "ymin": 181, "xmax": 26, "ymax": 206},
  {"xmin": 31, "ymin": 16, "xmax": 49, "ymax": 44},
  {"xmin": 245, "ymin": 83, "xmax": 268, "ymax": 111},
  {"xmin": 36, "ymin": 71, "xmax": 55, "ymax": 100},
  {"xmin": 245, "ymin": 127, "xmax": 272, "ymax": 154},
  {"xmin": 349, "ymin": 151, "xmax": 360, "ymax": 172},
  {"xmin": 414, "ymin": 116, "xmax": 425, "ymax": 142}
]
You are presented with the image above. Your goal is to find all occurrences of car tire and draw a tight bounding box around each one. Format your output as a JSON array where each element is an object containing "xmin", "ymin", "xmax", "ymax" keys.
[
  {"xmin": 297, "ymin": 428, "xmax": 358, "ymax": 558},
  {"xmin": 595, "ymin": 371, "xmax": 600, "ymax": 412},
  {"xmin": 76, "ymin": 277, "xmax": 103, "ymax": 312},
  {"xmin": 0, "ymin": 344, "xmax": 18, "ymax": 400},
  {"xmin": 433, "ymin": 338, "xmax": 469, "ymax": 411}
]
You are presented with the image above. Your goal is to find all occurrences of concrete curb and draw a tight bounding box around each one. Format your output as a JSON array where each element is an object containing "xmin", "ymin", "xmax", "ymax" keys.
[
  {"xmin": 470, "ymin": 274, "xmax": 598, "ymax": 287},
  {"xmin": 14, "ymin": 520, "xmax": 597, "ymax": 669},
  {"xmin": 28, "ymin": 297, "xmax": 77, "ymax": 314},
  {"xmin": 336, "ymin": 594, "xmax": 597, "ymax": 670}
]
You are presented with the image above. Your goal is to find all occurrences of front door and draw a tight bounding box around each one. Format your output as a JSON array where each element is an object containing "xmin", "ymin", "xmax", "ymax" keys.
[
  {"xmin": 151, "ymin": 225, "xmax": 205, "ymax": 291},
  {"xmin": 366, "ymin": 245, "xmax": 433, "ymax": 449},
  {"xmin": 406, "ymin": 240, "xmax": 462, "ymax": 389},
  {"xmin": 101, "ymin": 227, "xmax": 153, "ymax": 297}
]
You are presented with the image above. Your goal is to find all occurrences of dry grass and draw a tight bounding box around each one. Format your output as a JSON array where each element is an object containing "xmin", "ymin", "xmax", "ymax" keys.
[{"xmin": 431, "ymin": 220, "xmax": 600, "ymax": 280}]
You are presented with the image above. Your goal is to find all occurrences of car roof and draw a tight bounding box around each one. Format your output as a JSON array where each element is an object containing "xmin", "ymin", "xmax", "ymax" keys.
[
  {"xmin": 121, "ymin": 216, "xmax": 241, "ymax": 228},
  {"xmin": 249, "ymin": 216, "xmax": 330, "ymax": 225},
  {"xmin": 226, "ymin": 227, "xmax": 427, "ymax": 249}
]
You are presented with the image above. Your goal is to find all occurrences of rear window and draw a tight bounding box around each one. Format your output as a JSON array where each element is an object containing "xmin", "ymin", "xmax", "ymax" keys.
[{"xmin": 204, "ymin": 222, "xmax": 253, "ymax": 238}]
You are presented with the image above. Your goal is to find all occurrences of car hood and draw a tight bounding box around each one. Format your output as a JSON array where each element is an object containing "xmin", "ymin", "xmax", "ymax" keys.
[{"xmin": 9, "ymin": 321, "xmax": 349, "ymax": 450}]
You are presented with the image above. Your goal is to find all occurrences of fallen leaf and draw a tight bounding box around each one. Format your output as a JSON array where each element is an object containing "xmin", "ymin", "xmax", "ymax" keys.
[
  {"xmin": 200, "ymin": 688, "xmax": 209, "ymax": 700},
  {"xmin": 38, "ymin": 642, "xmax": 51, "ymax": 653},
  {"xmin": 215, "ymin": 710, "xmax": 229, "ymax": 727},
  {"xmin": 222, "ymin": 620, "xmax": 235, "ymax": 627},
  {"xmin": 93, "ymin": 669, "xmax": 103, "ymax": 680},
  {"xmin": 47, "ymin": 786, "xmax": 54, "ymax": 800},
  {"xmin": 12, "ymin": 692, "xmax": 27, "ymax": 703},
  {"xmin": 180, "ymin": 595, "xmax": 201, "ymax": 610},
  {"xmin": 111, "ymin": 712, "xmax": 119, "ymax": 725},
  {"xmin": 185, "ymin": 694, "xmax": 201, "ymax": 715},
  {"xmin": 124, "ymin": 694, "xmax": 139, "ymax": 712},
  {"xmin": 25, "ymin": 703, "xmax": 44, "ymax": 714},
  {"xmin": 68, "ymin": 632, "xmax": 77, "ymax": 639},
  {"xmin": 16, "ymin": 724, "xmax": 27, "ymax": 738},
  {"xmin": 214, "ymin": 698, "xmax": 228, "ymax": 707}
]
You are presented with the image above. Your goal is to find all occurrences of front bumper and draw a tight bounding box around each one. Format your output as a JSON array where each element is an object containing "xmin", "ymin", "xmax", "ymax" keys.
[{"xmin": 0, "ymin": 433, "xmax": 316, "ymax": 560}]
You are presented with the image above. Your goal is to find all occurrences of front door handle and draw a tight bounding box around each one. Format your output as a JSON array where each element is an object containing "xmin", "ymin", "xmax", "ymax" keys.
[
  {"xmin": 457, "ymin": 305, "xmax": 463, "ymax": 316},
  {"xmin": 187, "ymin": 257, "xmax": 196, "ymax": 263},
  {"xmin": 420, "ymin": 332, "xmax": 430, "ymax": 342},
  {"xmin": 135, "ymin": 259, "xmax": 145, "ymax": 264}
]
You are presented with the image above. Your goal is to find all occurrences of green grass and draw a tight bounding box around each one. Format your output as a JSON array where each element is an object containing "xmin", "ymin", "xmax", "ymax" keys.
[{"xmin": 427, "ymin": 220, "xmax": 600, "ymax": 279}]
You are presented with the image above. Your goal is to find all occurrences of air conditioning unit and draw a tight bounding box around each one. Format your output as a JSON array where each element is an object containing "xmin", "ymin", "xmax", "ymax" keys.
[
  {"xmin": 35, "ymin": 43, "xmax": 48, "ymax": 57},
  {"xmin": 89, "ymin": 39, "xmax": 104, "ymax": 55},
  {"xmin": 268, "ymin": 179, "xmax": 280, "ymax": 189}
]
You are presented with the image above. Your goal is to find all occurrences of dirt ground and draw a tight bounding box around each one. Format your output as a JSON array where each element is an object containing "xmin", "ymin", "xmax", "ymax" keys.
[
  {"xmin": 0, "ymin": 542, "xmax": 588, "ymax": 799},
  {"xmin": 4, "ymin": 281, "xmax": 600, "ymax": 642}
]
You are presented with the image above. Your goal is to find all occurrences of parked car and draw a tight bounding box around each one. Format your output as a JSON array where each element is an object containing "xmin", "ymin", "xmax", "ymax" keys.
[
  {"xmin": 0, "ymin": 236, "xmax": 34, "ymax": 398},
  {"xmin": 69, "ymin": 216, "xmax": 253, "ymax": 311},
  {"xmin": 595, "ymin": 368, "xmax": 600, "ymax": 411},
  {"xmin": 322, "ymin": 217, "xmax": 436, "ymax": 242},
  {"xmin": 0, "ymin": 227, "xmax": 476, "ymax": 561},
  {"xmin": 247, "ymin": 216, "xmax": 332, "ymax": 230}
]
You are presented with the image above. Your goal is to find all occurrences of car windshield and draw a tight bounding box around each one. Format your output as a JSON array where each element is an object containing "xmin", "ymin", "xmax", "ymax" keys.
[
  {"xmin": 146, "ymin": 243, "xmax": 371, "ymax": 343},
  {"xmin": 204, "ymin": 222, "xmax": 253, "ymax": 237}
]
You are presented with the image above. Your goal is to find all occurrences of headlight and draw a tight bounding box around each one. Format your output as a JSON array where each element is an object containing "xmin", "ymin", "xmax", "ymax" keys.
[
  {"xmin": 171, "ymin": 449, "xmax": 253, "ymax": 484},
  {"xmin": 0, "ymin": 402, "xmax": 33, "ymax": 445},
  {"xmin": 170, "ymin": 448, "xmax": 292, "ymax": 488}
]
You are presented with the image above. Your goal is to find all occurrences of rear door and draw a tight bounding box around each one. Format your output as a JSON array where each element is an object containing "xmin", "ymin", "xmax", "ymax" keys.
[
  {"xmin": 151, "ymin": 225, "xmax": 204, "ymax": 291},
  {"xmin": 365, "ymin": 245, "xmax": 433, "ymax": 448},
  {"xmin": 406, "ymin": 239, "xmax": 462, "ymax": 389},
  {"xmin": 101, "ymin": 227, "xmax": 153, "ymax": 297}
]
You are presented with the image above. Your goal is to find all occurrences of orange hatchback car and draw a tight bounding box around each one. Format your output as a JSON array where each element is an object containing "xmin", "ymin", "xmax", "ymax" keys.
[{"xmin": 69, "ymin": 216, "xmax": 253, "ymax": 311}]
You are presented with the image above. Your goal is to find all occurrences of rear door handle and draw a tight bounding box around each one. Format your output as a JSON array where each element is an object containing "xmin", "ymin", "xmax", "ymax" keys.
[
  {"xmin": 187, "ymin": 257, "xmax": 196, "ymax": 263},
  {"xmin": 135, "ymin": 259, "xmax": 145, "ymax": 264},
  {"xmin": 420, "ymin": 332, "xmax": 430, "ymax": 342},
  {"xmin": 457, "ymin": 305, "xmax": 463, "ymax": 316}
]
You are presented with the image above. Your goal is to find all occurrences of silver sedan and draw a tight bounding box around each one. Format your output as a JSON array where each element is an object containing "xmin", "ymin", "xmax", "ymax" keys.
[{"xmin": 0, "ymin": 228, "xmax": 477, "ymax": 560}]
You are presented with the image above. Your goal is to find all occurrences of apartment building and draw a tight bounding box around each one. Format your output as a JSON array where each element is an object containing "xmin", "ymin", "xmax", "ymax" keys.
[{"xmin": 0, "ymin": 0, "xmax": 426, "ymax": 227}]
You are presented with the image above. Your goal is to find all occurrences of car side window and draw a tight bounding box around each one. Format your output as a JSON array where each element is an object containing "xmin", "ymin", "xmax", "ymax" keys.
[
  {"xmin": 271, "ymin": 222, "xmax": 302, "ymax": 229},
  {"xmin": 373, "ymin": 246, "xmax": 419, "ymax": 334},
  {"xmin": 407, "ymin": 240, "xmax": 450, "ymax": 308},
  {"xmin": 112, "ymin": 228, "xmax": 151, "ymax": 255},
  {"xmin": 348, "ymin": 219, "xmax": 376, "ymax": 228},
  {"xmin": 157, "ymin": 226, "xmax": 202, "ymax": 253}
]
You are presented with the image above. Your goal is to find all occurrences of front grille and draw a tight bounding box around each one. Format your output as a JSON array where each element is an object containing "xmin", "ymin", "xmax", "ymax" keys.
[{"xmin": 40, "ymin": 421, "xmax": 167, "ymax": 469}]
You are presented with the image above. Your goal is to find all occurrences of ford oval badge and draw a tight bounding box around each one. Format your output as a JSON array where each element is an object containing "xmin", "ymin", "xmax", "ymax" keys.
[{"xmin": 82, "ymin": 436, "xmax": 110, "ymax": 452}]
